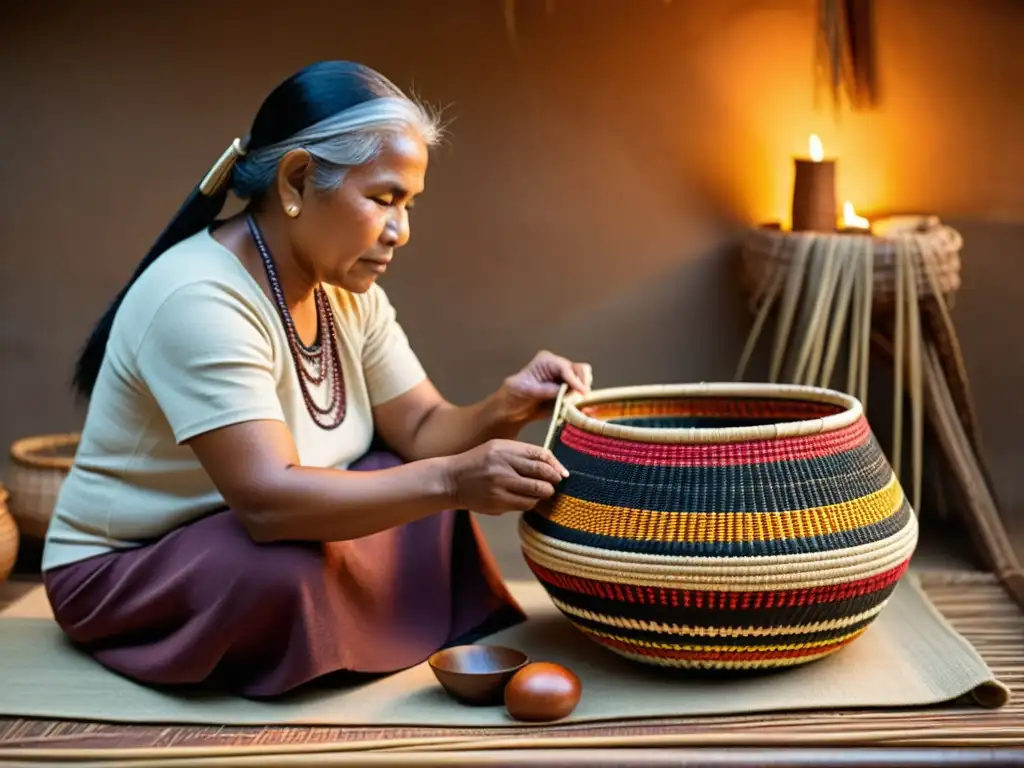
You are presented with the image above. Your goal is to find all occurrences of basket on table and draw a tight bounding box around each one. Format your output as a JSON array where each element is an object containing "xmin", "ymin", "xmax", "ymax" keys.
[
  {"xmin": 519, "ymin": 382, "xmax": 918, "ymax": 672},
  {"xmin": 6, "ymin": 433, "xmax": 79, "ymax": 539},
  {"xmin": 738, "ymin": 220, "xmax": 963, "ymax": 311},
  {"xmin": 0, "ymin": 483, "xmax": 18, "ymax": 583}
]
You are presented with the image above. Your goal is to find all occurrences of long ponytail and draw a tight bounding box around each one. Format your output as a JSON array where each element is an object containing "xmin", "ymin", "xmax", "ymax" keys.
[{"xmin": 71, "ymin": 182, "xmax": 230, "ymax": 398}]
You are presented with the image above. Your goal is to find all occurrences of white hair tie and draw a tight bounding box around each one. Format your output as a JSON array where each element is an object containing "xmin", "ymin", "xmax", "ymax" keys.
[{"xmin": 199, "ymin": 137, "xmax": 248, "ymax": 196}]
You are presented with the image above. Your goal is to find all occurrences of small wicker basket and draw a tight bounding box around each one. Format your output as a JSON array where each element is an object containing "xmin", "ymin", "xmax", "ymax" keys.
[
  {"xmin": 7, "ymin": 433, "xmax": 79, "ymax": 540},
  {"xmin": 0, "ymin": 483, "xmax": 18, "ymax": 583},
  {"xmin": 739, "ymin": 222, "xmax": 962, "ymax": 310}
]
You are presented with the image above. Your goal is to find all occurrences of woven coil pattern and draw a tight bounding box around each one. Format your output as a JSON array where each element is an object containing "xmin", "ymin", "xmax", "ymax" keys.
[
  {"xmin": 520, "ymin": 383, "xmax": 918, "ymax": 671},
  {"xmin": 739, "ymin": 225, "xmax": 962, "ymax": 309}
]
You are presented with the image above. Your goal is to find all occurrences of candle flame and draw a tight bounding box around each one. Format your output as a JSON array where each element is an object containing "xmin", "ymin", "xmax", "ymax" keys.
[
  {"xmin": 809, "ymin": 134, "xmax": 824, "ymax": 162},
  {"xmin": 843, "ymin": 201, "xmax": 869, "ymax": 229}
]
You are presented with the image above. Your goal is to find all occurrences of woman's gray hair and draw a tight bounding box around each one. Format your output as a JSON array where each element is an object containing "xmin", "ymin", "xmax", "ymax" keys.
[{"xmin": 230, "ymin": 95, "xmax": 444, "ymax": 199}]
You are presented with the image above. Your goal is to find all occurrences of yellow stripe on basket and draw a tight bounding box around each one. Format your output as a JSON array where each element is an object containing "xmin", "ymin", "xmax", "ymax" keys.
[
  {"xmin": 576, "ymin": 623, "xmax": 869, "ymax": 654},
  {"xmin": 519, "ymin": 512, "xmax": 919, "ymax": 591},
  {"xmin": 546, "ymin": 473, "xmax": 903, "ymax": 544},
  {"xmin": 550, "ymin": 595, "xmax": 888, "ymax": 638}
]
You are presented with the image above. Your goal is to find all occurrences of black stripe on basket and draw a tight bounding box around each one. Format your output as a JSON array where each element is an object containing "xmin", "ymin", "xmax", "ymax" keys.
[
  {"xmin": 567, "ymin": 611, "xmax": 880, "ymax": 648},
  {"xmin": 553, "ymin": 439, "xmax": 892, "ymax": 513},
  {"xmin": 608, "ymin": 416, "xmax": 804, "ymax": 429},
  {"xmin": 540, "ymin": 580, "xmax": 900, "ymax": 629},
  {"xmin": 523, "ymin": 499, "xmax": 911, "ymax": 558}
]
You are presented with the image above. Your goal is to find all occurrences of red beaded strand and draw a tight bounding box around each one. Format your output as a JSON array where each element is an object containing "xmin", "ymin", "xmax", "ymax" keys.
[{"xmin": 247, "ymin": 214, "xmax": 347, "ymax": 430}]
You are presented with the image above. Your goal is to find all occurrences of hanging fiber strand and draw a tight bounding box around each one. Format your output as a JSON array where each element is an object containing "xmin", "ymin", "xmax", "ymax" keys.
[{"xmin": 816, "ymin": 0, "xmax": 879, "ymax": 112}]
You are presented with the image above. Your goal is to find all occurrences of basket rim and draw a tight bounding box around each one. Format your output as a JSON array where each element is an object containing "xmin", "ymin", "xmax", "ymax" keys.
[
  {"xmin": 10, "ymin": 432, "xmax": 80, "ymax": 470},
  {"xmin": 559, "ymin": 382, "xmax": 862, "ymax": 444}
]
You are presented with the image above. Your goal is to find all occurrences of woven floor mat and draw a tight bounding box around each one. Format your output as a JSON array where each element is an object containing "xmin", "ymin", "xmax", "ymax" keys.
[{"xmin": 0, "ymin": 570, "xmax": 1018, "ymax": 761}]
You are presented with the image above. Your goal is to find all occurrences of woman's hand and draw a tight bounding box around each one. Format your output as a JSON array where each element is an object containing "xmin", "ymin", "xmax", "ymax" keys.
[
  {"xmin": 443, "ymin": 439, "xmax": 569, "ymax": 515},
  {"xmin": 497, "ymin": 350, "xmax": 593, "ymax": 425}
]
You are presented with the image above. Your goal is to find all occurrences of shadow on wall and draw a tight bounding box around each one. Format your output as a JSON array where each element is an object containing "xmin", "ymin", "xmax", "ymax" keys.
[
  {"xmin": 514, "ymin": 238, "xmax": 752, "ymax": 440},
  {"xmin": 372, "ymin": 58, "xmax": 745, "ymax": 407},
  {"xmin": 550, "ymin": 237, "xmax": 752, "ymax": 391},
  {"xmin": 477, "ymin": 233, "xmax": 753, "ymax": 579}
]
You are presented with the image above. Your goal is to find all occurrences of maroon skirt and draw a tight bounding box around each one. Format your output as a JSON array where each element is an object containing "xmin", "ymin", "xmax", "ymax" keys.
[{"xmin": 43, "ymin": 450, "xmax": 526, "ymax": 698}]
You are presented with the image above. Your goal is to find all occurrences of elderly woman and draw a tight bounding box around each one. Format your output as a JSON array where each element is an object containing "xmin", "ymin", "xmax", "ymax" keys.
[{"xmin": 42, "ymin": 61, "xmax": 592, "ymax": 698}]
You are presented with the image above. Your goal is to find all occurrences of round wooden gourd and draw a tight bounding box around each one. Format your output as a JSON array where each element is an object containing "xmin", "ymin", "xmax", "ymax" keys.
[
  {"xmin": 0, "ymin": 483, "xmax": 19, "ymax": 584},
  {"xmin": 520, "ymin": 382, "xmax": 918, "ymax": 672},
  {"xmin": 7, "ymin": 433, "xmax": 79, "ymax": 539}
]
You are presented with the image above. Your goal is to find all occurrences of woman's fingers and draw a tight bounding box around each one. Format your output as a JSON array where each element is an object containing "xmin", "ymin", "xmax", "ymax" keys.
[
  {"xmin": 527, "ymin": 444, "xmax": 568, "ymax": 478},
  {"xmin": 477, "ymin": 490, "xmax": 548, "ymax": 515},
  {"xmin": 554, "ymin": 358, "xmax": 588, "ymax": 394},
  {"xmin": 502, "ymin": 474, "xmax": 556, "ymax": 501},
  {"xmin": 573, "ymin": 361, "xmax": 593, "ymax": 389},
  {"xmin": 533, "ymin": 350, "xmax": 590, "ymax": 394},
  {"xmin": 507, "ymin": 452, "xmax": 565, "ymax": 485}
]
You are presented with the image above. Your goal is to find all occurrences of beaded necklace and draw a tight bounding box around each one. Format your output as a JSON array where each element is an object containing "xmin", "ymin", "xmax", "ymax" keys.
[{"xmin": 246, "ymin": 213, "xmax": 347, "ymax": 430}]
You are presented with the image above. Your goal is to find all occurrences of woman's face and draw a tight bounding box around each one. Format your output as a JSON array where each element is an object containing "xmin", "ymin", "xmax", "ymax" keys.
[{"xmin": 282, "ymin": 129, "xmax": 428, "ymax": 293}]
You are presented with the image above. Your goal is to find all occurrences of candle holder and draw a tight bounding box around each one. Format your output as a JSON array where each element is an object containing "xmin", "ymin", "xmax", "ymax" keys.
[
  {"xmin": 791, "ymin": 157, "xmax": 837, "ymax": 232},
  {"xmin": 789, "ymin": 134, "xmax": 838, "ymax": 233}
]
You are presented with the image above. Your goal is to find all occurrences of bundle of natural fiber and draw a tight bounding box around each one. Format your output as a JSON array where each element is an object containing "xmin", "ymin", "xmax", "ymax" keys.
[
  {"xmin": 738, "ymin": 222, "xmax": 962, "ymax": 314},
  {"xmin": 734, "ymin": 220, "xmax": 968, "ymax": 519},
  {"xmin": 6, "ymin": 433, "xmax": 79, "ymax": 539}
]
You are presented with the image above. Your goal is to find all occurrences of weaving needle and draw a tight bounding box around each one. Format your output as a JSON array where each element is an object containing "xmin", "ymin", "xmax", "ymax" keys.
[{"xmin": 543, "ymin": 382, "xmax": 570, "ymax": 453}]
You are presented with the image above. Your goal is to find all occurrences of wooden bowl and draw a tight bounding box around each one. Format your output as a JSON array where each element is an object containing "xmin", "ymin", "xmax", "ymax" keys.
[{"xmin": 428, "ymin": 645, "xmax": 529, "ymax": 706}]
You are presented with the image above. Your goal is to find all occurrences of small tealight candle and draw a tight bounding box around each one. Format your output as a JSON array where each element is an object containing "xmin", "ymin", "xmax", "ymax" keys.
[
  {"xmin": 791, "ymin": 134, "xmax": 837, "ymax": 233},
  {"xmin": 838, "ymin": 201, "xmax": 872, "ymax": 234}
]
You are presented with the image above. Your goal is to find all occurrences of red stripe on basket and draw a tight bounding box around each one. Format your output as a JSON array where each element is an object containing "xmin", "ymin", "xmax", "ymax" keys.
[
  {"xmin": 559, "ymin": 417, "xmax": 871, "ymax": 467},
  {"xmin": 588, "ymin": 631, "xmax": 861, "ymax": 662},
  {"xmin": 525, "ymin": 556, "xmax": 910, "ymax": 608}
]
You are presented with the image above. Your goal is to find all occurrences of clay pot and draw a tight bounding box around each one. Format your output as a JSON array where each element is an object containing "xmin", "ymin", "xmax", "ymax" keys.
[{"xmin": 0, "ymin": 484, "xmax": 19, "ymax": 583}]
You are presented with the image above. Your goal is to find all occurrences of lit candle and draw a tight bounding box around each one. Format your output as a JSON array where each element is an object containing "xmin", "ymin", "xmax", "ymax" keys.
[
  {"xmin": 791, "ymin": 134, "xmax": 837, "ymax": 232},
  {"xmin": 840, "ymin": 201, "xmax": 871, "ymax": 234}
]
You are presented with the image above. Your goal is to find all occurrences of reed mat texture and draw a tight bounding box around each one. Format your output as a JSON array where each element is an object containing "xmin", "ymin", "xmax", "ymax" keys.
[{"xmin": 0, "ymin": 571, "xmax": 1017, "ymax": 763}]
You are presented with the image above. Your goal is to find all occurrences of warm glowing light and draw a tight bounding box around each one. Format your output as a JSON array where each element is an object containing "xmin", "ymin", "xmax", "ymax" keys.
[
  {"xmin": 843, "ymin": 201, "xmax": 870, "ymax": 229},
  {"xmin": 809, "ymin": 134, "xmax": 824, "ymax": 162}
]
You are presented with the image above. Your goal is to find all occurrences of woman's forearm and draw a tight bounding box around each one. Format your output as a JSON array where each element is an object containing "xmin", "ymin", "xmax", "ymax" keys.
[
  {"xmin": 405, "ymin": 391, "xmax": 527, "ymax": 460},
  {"xmin": 242, "ymin": 457, "xmax": 455, "ymax": 543},
  {"xmin": 249, "ymin": 395, "xmax": 530, "ymax": 539}
]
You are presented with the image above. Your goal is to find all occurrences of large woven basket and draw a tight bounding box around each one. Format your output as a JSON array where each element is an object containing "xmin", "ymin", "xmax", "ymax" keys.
[
  {"xmin": 7, "ymin": 433, "xmax": 79, "ymax": 539},
  {"xmin": 519, "ymin": 382, "xmax": 918, "ymax": 672}
]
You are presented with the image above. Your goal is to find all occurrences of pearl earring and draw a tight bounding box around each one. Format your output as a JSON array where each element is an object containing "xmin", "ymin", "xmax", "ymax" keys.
[{"xmin": 286, "ymin": 203, "xmax": 300, "ymax": 218}]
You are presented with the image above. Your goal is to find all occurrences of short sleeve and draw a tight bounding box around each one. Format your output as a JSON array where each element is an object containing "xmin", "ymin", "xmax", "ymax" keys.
[
  {"xmin": 134, "ymin": 283, "xmax": 286, "ymax": 443},
  {"xmin": 361, "ymin": 284, "xmax": 427, "ymax": 406}
]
